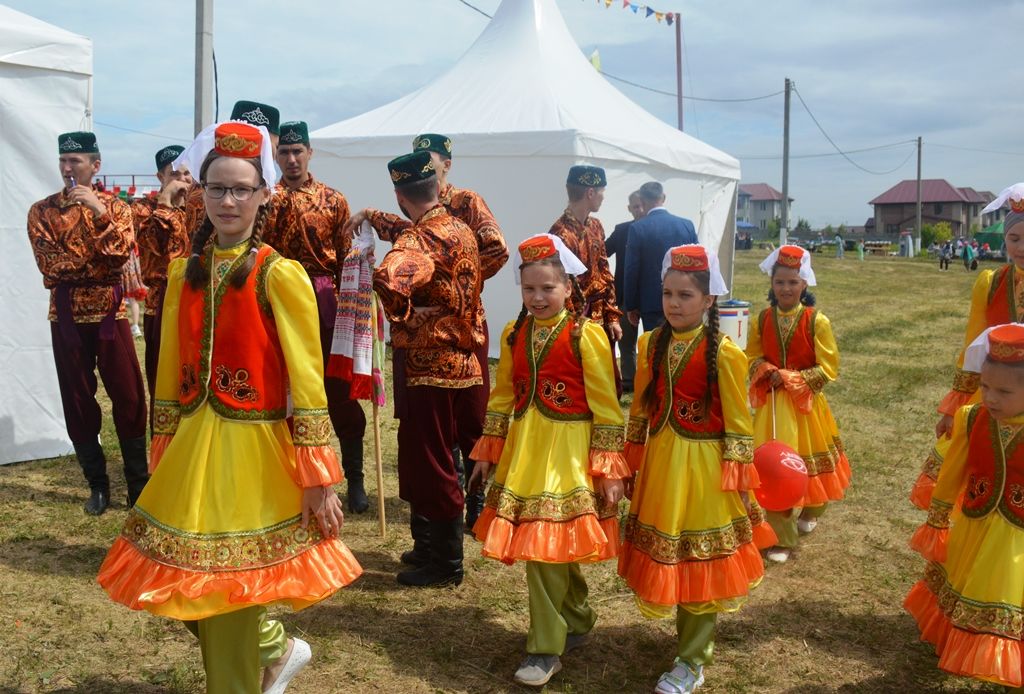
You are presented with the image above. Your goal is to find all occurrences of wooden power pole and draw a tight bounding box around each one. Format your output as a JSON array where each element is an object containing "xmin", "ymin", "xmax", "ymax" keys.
[
  {"xmin": 915, "ymin": 136, "xmax": 922, "ymax": 253},
  {"xmin": 675, "ymin": 14, "xmax": 683, "ymax": 131},
  {"xmin": 781, "ymin": 78, "xmax": 791, "ymax": 244}
]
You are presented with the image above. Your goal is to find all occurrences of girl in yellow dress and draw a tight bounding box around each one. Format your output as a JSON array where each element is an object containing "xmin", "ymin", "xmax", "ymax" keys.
[
  {"xmin": 618, "ymin": 245, "xmax": 769, "ymax": 694},
  {"xmin": 911, "ymin": 184, "xmax": 1024, "ymax": 509},
  {"xmin": 746, "ymin": 245, "xmax": 849, "ymax": 563},
  {"xmin": 906, "ymin": 323, "xmax": 1024, "ymax": 689},
  {"xmin": 468, "ymin": 233, "xmax": 628, "ymax": 688},
  {"xmin": 97, "ymin": 122, "xmax": 362, "ymax": 694}
]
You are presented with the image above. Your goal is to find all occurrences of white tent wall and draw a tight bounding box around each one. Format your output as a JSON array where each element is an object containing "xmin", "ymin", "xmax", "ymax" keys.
[{"xmin": 0, "ymin": 6, "xmax": 93, "ymax": 464}]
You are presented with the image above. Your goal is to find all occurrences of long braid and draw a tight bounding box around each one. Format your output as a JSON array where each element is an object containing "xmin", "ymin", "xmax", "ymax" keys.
[
  {"xmin": 569, "ymin": 275, "xmax": 586, "ymax": 339},
  {"xmin": 640, "ymin": 324, "xmax": 672, "ymax": 417},
  {"xmin": 184, "ymin": 216, "xmax": 216, "ymax": 289},
  {"xmin": 229, "ymin": 203, "xmax": 269, "ymax": 288},
  {"xmin": 507, "ymin": 304, "xmax": 529, "ymax": 347},
  {"xmin": 704, "ymin": 299, "xmax": 720, "ymax": 411}
]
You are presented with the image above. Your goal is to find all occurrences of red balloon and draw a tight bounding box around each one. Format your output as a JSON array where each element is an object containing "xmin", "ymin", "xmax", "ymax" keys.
[{"xmin": 753, "ymin": 440, "xmax": 809, "ymax": 512}]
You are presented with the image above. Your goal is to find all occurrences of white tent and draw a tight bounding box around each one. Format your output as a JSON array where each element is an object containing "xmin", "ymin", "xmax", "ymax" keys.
[
  {"xmin": 312, "ymin": 0, "xmax": 740, "ymax": 355},
  {"xmin": 0, "ymin": 5, "xmax": 93, "ymax": 464}
]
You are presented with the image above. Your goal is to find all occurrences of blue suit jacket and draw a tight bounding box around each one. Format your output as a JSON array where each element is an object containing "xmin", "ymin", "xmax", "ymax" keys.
[
  {"xmin": 623, "ymin": 209, "xmax": 698, "ymax": 313},
  {"xmin": 605, "ymin": 219, "xmax": 633, "ymax": 304}
]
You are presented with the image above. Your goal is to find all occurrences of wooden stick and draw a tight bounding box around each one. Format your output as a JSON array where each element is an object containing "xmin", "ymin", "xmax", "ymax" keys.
[{"xmin": 373, "ymin": 400, "xmax": 386, "ymax": 539}]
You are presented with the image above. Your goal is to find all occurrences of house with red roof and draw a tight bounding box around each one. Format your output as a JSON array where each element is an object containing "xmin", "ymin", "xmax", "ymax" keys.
[
  {"xmin": 737, "ymin": 183, "xmax": 793, "ymax": 232},
  {"xmin": 869, "ymin": 179, "xmax": 1006, "ymax": 237}
]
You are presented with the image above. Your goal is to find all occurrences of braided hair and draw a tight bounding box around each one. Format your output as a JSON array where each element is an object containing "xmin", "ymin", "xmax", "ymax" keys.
[
  {"xmin": 184, "ymin": 151, "xmax": 267, "ymax": 290},
  {"xmin": 767, "ymin": 264, "xmax": 816, "ymax": 307},
  {"xmin": 508, "ymin": 254, "xmax": 574, "ymax": 346}
]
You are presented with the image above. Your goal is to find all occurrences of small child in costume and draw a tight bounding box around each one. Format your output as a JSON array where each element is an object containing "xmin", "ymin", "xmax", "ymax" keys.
[
  {"xmin": 469, "ymin": 233, "xmax": 629, "ymax": 688},
  {"xmin": 618, "ymin": 245, "xmax": 771, "ymax": 694},
  {"xmin": 746, "ymin": 245, "xmax": 850, "ymax": 563},
  {"xmin": 905, "ymin": 323, "xmax": 1024, "ymax": 690}
]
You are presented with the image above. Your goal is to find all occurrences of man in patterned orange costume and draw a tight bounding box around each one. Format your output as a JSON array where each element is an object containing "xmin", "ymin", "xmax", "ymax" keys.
[
  {"xmin": 349, "ymin": 133, "xmax": 507, "ymax": 546},
  {"xmin": 26, "ymin": 132, "xmax": 148, "ymax": 515},
  {"xmin": 265, "ymin": 120, "xmax": 369, "ymax": 514},
  {"xmin": 373, "ymin": 150, "xmax": 484, "ymax": 587}
]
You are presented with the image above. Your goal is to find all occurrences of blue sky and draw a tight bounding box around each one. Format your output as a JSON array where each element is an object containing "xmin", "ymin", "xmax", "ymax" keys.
[{"xmin": 6, "ymin": 0, "xmax": 1020, "ymax": 227}]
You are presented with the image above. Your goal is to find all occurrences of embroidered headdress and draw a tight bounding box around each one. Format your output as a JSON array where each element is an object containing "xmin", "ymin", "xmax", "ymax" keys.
[
  {"xmin": 172, "ymin": 121, "xmax": 279, "ymax": 186},
  {"xmin": 965, "ymin": 323, "xmax": 1024, "ymax": 372},
  {"xmin": 661, "ymin": 244, "xmax": 729, "ymax": 295},
  {"xmin": 513, "ymin": 233, "xmax": 587, "ymax": 285},
  {"xmin": 759, "ymin": 244, "xmax": 817, "ymax": 286}
]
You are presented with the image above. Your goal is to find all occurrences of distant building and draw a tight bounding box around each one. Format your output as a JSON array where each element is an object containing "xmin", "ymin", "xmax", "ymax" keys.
[
  {"xmin": 737, "ymin": 183, "xmax": 793, "ymax": 232},
  {"xmin": 869, "ymin": 179, "xmax": 1006, "ymax": 237}
]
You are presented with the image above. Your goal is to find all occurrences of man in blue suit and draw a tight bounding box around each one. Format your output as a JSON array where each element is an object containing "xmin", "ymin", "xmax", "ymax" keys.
[
  {"xmin": 605, "ymin": 191, "xmax": 644, "ymax": 393},
  {"xmin": 623, "ymin": 182, "xmax": 698, "ymax": 332}
]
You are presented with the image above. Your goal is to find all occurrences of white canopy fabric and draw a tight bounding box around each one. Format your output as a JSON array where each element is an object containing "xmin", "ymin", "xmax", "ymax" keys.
[
  {"xmin": 312, "ymin": 0, "xmax": 741, "ymax": 355},
  {"xmin": 0, "ymin": 5, "xmax": 93, "ymax": 464}
]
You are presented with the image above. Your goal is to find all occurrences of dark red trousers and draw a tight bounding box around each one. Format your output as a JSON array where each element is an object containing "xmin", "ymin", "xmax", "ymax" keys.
[
  {"xmin": 311, "ymin": 276, "xmax": 367, "ymax": 441},
  {"xmin": 50, "ymin": 319, "xmax": 147, "ymax": 443},
  {"xmin": 142, "ymin": 312, "xmax": 161, "ymax": 405}
]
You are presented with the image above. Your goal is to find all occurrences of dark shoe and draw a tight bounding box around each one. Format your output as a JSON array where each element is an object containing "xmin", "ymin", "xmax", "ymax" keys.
[
  {"xmin": 73, "ymin": 440, "xmax": 109, "ymax": 496},
  {"xmin": 396, "ymin": 517, "xmax": 464, "ymax": 587},
  {"xmin": 401, "ymin": 513, "xmax": 431, "ymax": 566},
  {"xmin": 464, "ymin": 488, "xmax": 485, "ymax": 535},
  {"xmin": 564, "ymin": 632, "xmax": 589, "ymax": 654},
  {"xmin": 340, "ymin": 439, "xmax": 369, "ymax": 514},
  {"xmin": 84, "ymin": 489, "xmax": 109, "ymax": 516},
  {"xmin": 119, "ymin": 437, "xmax": 149, "ymax": 507}
]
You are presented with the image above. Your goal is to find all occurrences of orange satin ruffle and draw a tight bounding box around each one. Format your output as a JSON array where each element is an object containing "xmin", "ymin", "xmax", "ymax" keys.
[
  {"xmin": 625, "ymin": 442, "xmax": 646, "ymax": 474},
  {"xmin": 778, "ymin": 370, "xmax": 815, "ymax": 415},
  {"xmin": 148, "ymin": 435, "xmax": 173, "ymax": 474},
  {"xmin": 618, "ymin": 539, "xmax": 764, "ymax": 607},
  {"xmin": 589, "ymin": 450, "xmax": 631, "ymax": 480},
  {"xmin": 909, "ymin": 523, "xmax": 949, "ymax": 563},
  {"xmin": 470, "ymin": 435, "xmax": 505, "ymax": 465},
  {"xmin": 910, "ymin": 472, "xmax": 935, "ymax": 510},
  {"xmin": 721, "ymin": 461, "xmax": 761, "ymax": 492},
  {"xmin": 294, "ymin": 445, "xmax": 343, "ymax": 487},
  {"xmin": 748, "ymin": 361, "xmax": 777, "ymax": 409},
  {"xmin": 472, "ymin": 506, "xmax": 619, "ymax": 565},
  {"xmin": 938, "ymin": 389, "xmax": 974, "ymax": 418},
  {"xmin": 800, "ymin": 452, "xmax": 852, "ymax": 507},
  {"xmin": 904, "ymin": 579, "xmax": 1022, "ymax": 687},
  {"xmin": 97, "ymin": 534, "xmax": 363, "ymax": 622},
  {"xmin": 752, "ymin": 514, "xmax": 779, "ymax": 549}
]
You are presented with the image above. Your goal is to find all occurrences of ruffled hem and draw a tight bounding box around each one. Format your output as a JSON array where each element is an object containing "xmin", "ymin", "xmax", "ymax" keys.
[
  {"xmin": 470, "ymin": 435, "xmax": 505, "ymax": 465},
  {"xmin": 625, "ymin": 441, "xmax": 646, "ymax": 474},
  {"xmin": 909, "ymin": 524, "xmax": 948, "ymax": 563},
  {"xmin": 799, "ymin": 452, "xmax": 852, "ymax": 506},
  {"xmin": 721, "ymin": 461, "xmax": 761, "ymax": 492},
  {"xmin": 97, "ymin": 535, "xmax": 362, "ymax": 621},
  {"xmin": 904, "ymin": 580, "xmax": 1022, "ymax": 687},
  {"xmin": 937, "ymin": 389, "xmax": 974, "ymax": 418},
  {"xmin": 909, "ymin": 472, "xmax": 935, "ymax": 510},
  {"xmin": 294, "ymin": 445, "xmax": 343, "ymax": 487},
  {"xmin": 149, "ymin": 435, "xmax": 173, "ymax": 474},
  {"xmin": 472, "ymin": 507, "xmax": 619, "ymax": 565},
  {"xmin": 617, "ymin": 540, "xmax": 765, "ymax": 607},
  {"xmin": 589, "ymin": 450, "xmax": 631, "ymax": 480},
  {"xmin": 751, "ymin": 515, "xmax": 779, "ymax": 549}
]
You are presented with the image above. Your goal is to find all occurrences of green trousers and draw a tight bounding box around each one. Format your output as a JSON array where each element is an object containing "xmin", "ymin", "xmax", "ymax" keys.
[
  {"xmin": 526, "ymin": 561, "xmax": 597, "ymax": 655},
  {"xmin": 183, "ymin": 606, "xmax": 288, "ymax": 694},
  {"xmin": 676, "ymin": 607, "xmax": 717, "ymax": 665},
  {"xmin": 766, "ymin": 504, "xmax": 828, "ymax": 549}
]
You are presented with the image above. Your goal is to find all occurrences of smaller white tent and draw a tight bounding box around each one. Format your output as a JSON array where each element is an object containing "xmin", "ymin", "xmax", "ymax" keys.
[
  {"xmin": 0, "ymin": 5, "xmax": 93, "ymax": 464},
  {"xmin": 312, "ymin": 0, "xmax": 740, "ymax": 355}
]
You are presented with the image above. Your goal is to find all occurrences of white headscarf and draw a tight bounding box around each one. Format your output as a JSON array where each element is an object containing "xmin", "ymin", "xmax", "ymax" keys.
[
  {"xmin": 759, "ymin": 245, "xmax": 817, "ymax": 286},
  {"xmin": 513, "ymin": 233, "xmax": 587, "ymax": 285},
  {"xmin": 660, "ymin": 244, "xmax": 729, "ymax": 296},
  {"xmin": 963, "ymin": 323, "xmax": 1024, "ymax": 373},
  {"xmin": 172, "ymin": 121, "xmax": 279, "ymax": 187},
  {"xmin": 982, "ymin": 182, "xmax": 1024, "ymax": 215}
]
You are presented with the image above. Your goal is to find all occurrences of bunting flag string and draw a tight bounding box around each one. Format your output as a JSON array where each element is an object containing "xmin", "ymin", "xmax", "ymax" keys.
[{"xmin": 588, "ymin": 0, "xmax": 678, "ymax": 26}]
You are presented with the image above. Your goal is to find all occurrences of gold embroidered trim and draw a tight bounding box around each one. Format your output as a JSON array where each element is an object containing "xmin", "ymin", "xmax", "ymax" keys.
[
  {"xmin": 487, "ymin": 483, "xmax": 616, "ymax": 522},
  {"xmin": 483, "ymin": 412, "xmax": 509, "ymax": 439},
  {"xmin": 723, "ymin": 435, "xmax": 754, "ymax": 464},
  {"xmin": 801, "ymin": 366, "xmax": 828, "ymax": 394},
  {"xmin": 921, "ymin": 447, "xmax": 943, "ymax": 482},
  {"xmin": 121, "ymin": 507, "xmax": 325, "ymax": 572},
  {"xmin": 952, "ymin": 369, "xmax": 980, "ymax": 394},
  {"xmin": 624, "ymin": 515, "xmax": 754, "ymax": 563},
  {"xmin": 214, "ymin": 366, "xmax": 260, "ymax": 403},
  {"xmin": 626, "ymin": 417, "xmax": 648, "ymax": 445},
  {"xmin": 152, "ymin": 400, "xmax": 180, "ymax": 436},
  {"xmin": 590, "ymin": 425, "xmax": 624, "ymax": 453},
  {"xmin": 292, "ymin": 408, "xmax": 332, "ymax": 446},
  {"xmin": 406, "ymin": 375, "xmax": 483, "ymax": 388},
  {"xmin": 926, "ymin": 499, "xmax": 952, "ymax": 529},
  {"xmin": 923, "ymin": 561, "xmax": 1024, "ymax": 639}
]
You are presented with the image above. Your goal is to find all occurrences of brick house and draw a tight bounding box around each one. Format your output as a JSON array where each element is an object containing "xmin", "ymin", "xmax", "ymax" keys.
[{"xmin": 868, "ymin": 179, "xmax": 1004, "ymax": 237}]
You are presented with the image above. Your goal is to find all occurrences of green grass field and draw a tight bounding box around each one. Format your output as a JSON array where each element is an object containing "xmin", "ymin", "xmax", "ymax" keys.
[{"xmin": 0, "ymin": 251, "xmax": 1002, "ymax": 693}]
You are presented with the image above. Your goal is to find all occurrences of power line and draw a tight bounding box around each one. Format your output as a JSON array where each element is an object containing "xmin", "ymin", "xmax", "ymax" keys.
[
  {"xmin": 94, "ymin": 121, "xmax": 191, "ymax": 143},
  {"xmin": 738, "ymin": 139, "xmax": 918, "ymax": 160},
  {"xmin": 455, "ymin": 0, "xmax": 492, "ymax": 18},
  {"xmin": 792, "ymin": 86, "xmax": 915, "ymax": 176},
  {"xmin": 929, "ymin": 142, "xmax": 1024, "ymax": 157}
]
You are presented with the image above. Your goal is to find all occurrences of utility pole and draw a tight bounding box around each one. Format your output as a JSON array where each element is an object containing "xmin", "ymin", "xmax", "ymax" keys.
[
  {"xmin": 194, "ymin": 0, "xmax": 214, "ymax": 136},
  {"xmin": 675, "ymin": 13, "xmax": 683, "ymax": 131},
  {"xmin": 781, "ymin": 78, "xmax": 791, "ymax": 244},
  {"xmin": 915, "ymin": 136, "xmax": 922, "ymax": 253}
]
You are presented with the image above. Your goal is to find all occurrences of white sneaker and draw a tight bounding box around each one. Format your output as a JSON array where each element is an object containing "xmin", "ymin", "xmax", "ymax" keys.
[
  {"xmin": 264, "ymin": 638, "xmax": 311, "ymax": 694},
  {"xmin": 797, "ymin": 517, "xmax": 818, "ymax": 534},
  {"xmin": 655, "ymin": 659, "xmax": 704, "ymax": 693},
  {"xmin": 513, "ymin": 654, "xmax": 562, "ymax": 686},
  {"xmin": 131, "ymin": 324, "xmax": 143, "ymax": 338},
  {"xmin": 765, "ymin": 547, "xmax": 791, "ymax": 564}
]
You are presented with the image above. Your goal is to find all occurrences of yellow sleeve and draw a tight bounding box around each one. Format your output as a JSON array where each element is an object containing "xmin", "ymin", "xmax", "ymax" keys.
[
  {"xmin": 268, "ymin": 258, "xmax": 342, "ymax": 487},
  {"xmin": 579, "ymin": 321, "xmax": 628, "ymax": 479},
  {"xmin": 936, "ymin": 271, "xmax": 993, "ymax": 415},
  {"xmin": 470, "ymin": 320, "xmax": 517, "ymax": 464},
  {"xmin": 150, "ymin": 259, "xmax": 185, "ymax": 470},
  {"xmin": 718, "ymin": 338, "xmax": 756, "ymax": 491},
  {"xmin": 744, "ymin": 307, "xmax": 765, "ymax": 369},
  {"xmin": 625, "ymin": 330, "xmax": 653, "ymax": 472}
]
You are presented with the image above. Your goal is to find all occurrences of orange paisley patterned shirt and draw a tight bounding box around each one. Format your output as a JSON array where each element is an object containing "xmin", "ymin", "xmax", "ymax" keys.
[
  {"xmin": 27, "ymin": 188, "xmax": 133, "ymax": 322},
  {"xmin": 137, "ymin": 200, "xmax": 192, "ymax": 315},
  {"xmin": 373, "ymin": 205, "xmax": 484, "ymax": 388},
  {"xmin": 548, "ymin": 209, "xmax": 621, "ymax": 327},
  {"xmin": 264, "ymin": 175, "xmax": 351, "ymax": 280}
]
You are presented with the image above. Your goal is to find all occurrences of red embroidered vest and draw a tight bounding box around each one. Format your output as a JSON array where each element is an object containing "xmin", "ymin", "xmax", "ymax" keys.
[
  {"xmin": 511, "ymin": 314, "xmax": 591, "ymax": 421},
  {"xmin": 646, "ymin": 327, "xmax": 724, "ymax": 439},
  {"xmin": 759, "ymin": 306, "xmax": 817, "ymax": 370},
  {"xmin": 986, "ymin": 265, "xmax": 1016, "ymax": 327},
  {"xmin": 963, "ymin": 405, "xmax": 1024, "ymax": 527},
  {"xmin": 178, "ymin": 245, "xmax": 288, "ymax": 420}
]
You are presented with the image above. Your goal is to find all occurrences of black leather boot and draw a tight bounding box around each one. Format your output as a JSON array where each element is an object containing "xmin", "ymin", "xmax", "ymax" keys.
[
  {"xmin": 341, "ymin": 439, "xmax": 369, "ymax": 514},
  {"xmin": 396, "ymin": 516, "xmax": 464, "ymax": 587},
  {"xmin": 400, "ymin": 513, "xmax": 431, "ymax": 567},
  {"xmin": 119, "ymin": 437, "xmax": 150, "ymax": 507},
  {"xmin": 73, "ymin": 440, "xmax": 109, "ymax": 516},
  {"xmin": 463, "ymin": 457, "xmax": 485, "ymax": 535}
]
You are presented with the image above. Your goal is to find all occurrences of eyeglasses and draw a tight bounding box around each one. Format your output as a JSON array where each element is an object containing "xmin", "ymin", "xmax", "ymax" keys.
[{"xmin": 202, "ymin": 183, "xmax": 264, "ymax": 201}]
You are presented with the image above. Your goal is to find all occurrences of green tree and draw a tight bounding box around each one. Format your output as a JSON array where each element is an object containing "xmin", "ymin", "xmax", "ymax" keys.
[
  {"xmin": 920, "ymin": 221, "xmax": 952, "ymax": 248},
  {"xmin": 795, "ymin": 218, "xmax": 811, "ymax": 233},
  {"xmin": 823, "ymin": 224, "xmax": 834, "ymax": 236},
  {"xmin": 767, "ymin": 217, "xmax": 780, "ymax": 239}
]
